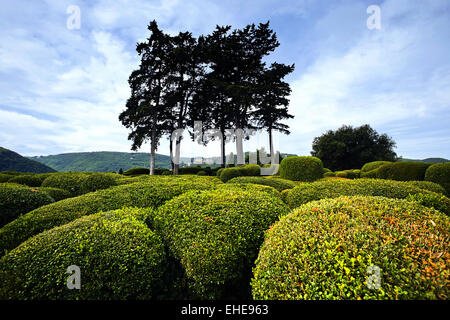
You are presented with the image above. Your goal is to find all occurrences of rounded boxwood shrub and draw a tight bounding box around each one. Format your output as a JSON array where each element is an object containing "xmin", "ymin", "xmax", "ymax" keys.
[
  {"xmin": 335, "ymin": 169, "xmax": 360, "ymax": 179},
  {"xmin": 279, "ymin": 156, "xmax": 323, "ymax": 182},
  {"xmin": 323, "ymin": 171, "xmax": 336, "ymax": 177},
  {"xmin": 406, "ymin": 181, "xmax": 446, "ymax": 195},
  {"xmin": 0, "ymin": 183, "xmax": 54, "ymax": 228},
  {"xmin": 216, "ymin": 183, "xmax": 281, "ymax": 199},
  {"xmin": 41, "ymin": 172, "xmax": 90, "ymax": 196},
  {"xmin": 36, "ymin": 187, "xmax": 72, "ymax": 202},
  {"xmin": 79, "ymin": 173, "xmax": 118, "ymax": 194},
  {"xmin": 323, "ymin": 168, "xmax": 332, "ymax": 173},
  {"xmin": 216, "ymin": 168, "xmax": 224, "ymax": 177},
  {"xmin": 0, "ymin": 208, "xmax": 166, "ymax": 299},
  {"xmin": 376, "ymin": 162, "xmax": 432, "ymax": 181},
  {"xmin": 406, "ymin": 192, "xmax": 450, "ymax": 216},
  {"xmin": 153, "ymin": 188, "xmax": 290, "ymax": 299},
  {"xmin": 361, "ymin": 161, "xmax": 392, "ymax": 172},
  {"xmin": 0, "ymin": 177, "xmax": 219, "ymax": 254},
  {"xmin": 123, "ymin": 167, "xmax": 150, "ymax": 176},
  {"xmin": 360, "ymin": 169, "xmax": 379, "ymax": 178},
  {"xmin": 227, "ymin": 176, "xmax": 296, "ymax": 192},
  {"xmin": 240, "ymin": 164, "xmax": 261, "ymax": 176},
  {"xmin": 285, "ymin": 178, "xmax": 448, "ymax": 210},
  {"xmin": 251, "ymin": 196, "xmax": 450, "ymax": 300},
  {"xmin": 219, "ymin": 167, "xmax": 243, "ymax": 182},
  {"xmin": 7, "ymin": 173, "xmax": 52, "ymax": 187},
  {"xmin": 0, "ymin": 174, "xmax": 13, "ymax": 183},
  {"xmin": 196, "ymin": 170, "xmax": 207, "ymax": 176},
  {"xmin": 425, "ymin": 163, "xmax": 450, "ymax": 195}
]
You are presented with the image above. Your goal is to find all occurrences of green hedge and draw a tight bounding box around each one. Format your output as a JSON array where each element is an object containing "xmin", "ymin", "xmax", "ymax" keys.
[
  {"xmin": 41, "ymin": 172, "xmax": 91, "ymax": 196},
  {"xmin": 335, "ymin": 169, "xmax": 360, "ymax": 179},
  {"xmin": 279, "ymin": 156, "xmax": 323, "ymax": 182},
  {"xmin": 219, "ymin": 167, "xmax": 243, "ymax": 182},
  {"xmin": 196, "ymin": 170, "xmax": 207, "ymax": 176},
  {"xmin": 0, "ymin": 183, "xmax": 54, "ymax": 228},
  {"xmin": 216, "ymin": 168, "xmax": 224, "ymax": 177},
  {"xmin": 0, "ymin": 174, "xmax": 13, "ymax": 183},
  {"xmin": 425, "ymin": 163, "xmax": 450, "ymax": 195},
  {"xmin": 360, "ymin": 169, "xmax": 379, "ymax": 178},
  {"xmin": 36, "ymin": 187, "xmax": 72, "ymax": 202},
  {"xmin": 79, "ymin": 173, "xmax": 118, "ymax": 194},
  {"xmin": 323, "ymin": 172, "xmax": 336, "ymax": 177},
  {"xmin": 361, "ymin": 161, "xmax": 392, "ymax": 172},
  {"xmin": 215, "ymin": 183, "xmax": 281, "ymax": 200},
  {"xmin": 0, "ymin": 176, "xmax": 220, "ymax": 254},
  {"xmin": 406, "ymin": 181, "xmax": 446, "ymax": 195},
  {"xmin": 406, "ymin": 192, "xmax": 450, "ymax": 216},
  {"xmin": 226, "ymin": 176, "xmax": 296, "ymax": 192},
  {"xmin": 123, "ymin": 167, "xmax": 149, "ymax": 176},
  {"xmin": 285, "ymin": 179, "xmax": 448, "ymax": 210},
  {"xmin": 0, "ymin": 208, "xmax": 166, "ymax": 299},
  {"xmin": 153, "ymin": 188, "xmax": 290, "ymax": 299},
  {"xmin": 252, "ymin": 196, "xmax": 450, "ymax": 300},
  {"xmin": 376, "ymin": 162, "xmax": 432, "ymax": 181},
  {"xmin": 7, "ymin": 173, "xmax": 52, "ymax": 187}
]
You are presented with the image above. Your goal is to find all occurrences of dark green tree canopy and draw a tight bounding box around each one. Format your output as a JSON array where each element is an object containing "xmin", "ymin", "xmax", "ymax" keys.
[{"xmin": 311, "ymin": 124, "xmax": 397, "ymax": 171}]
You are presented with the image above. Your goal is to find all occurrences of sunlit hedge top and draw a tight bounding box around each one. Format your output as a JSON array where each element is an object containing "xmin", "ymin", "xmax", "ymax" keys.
[{"xmin": 252, "ymin": 196, "xmax": 450, "ymax": 300}]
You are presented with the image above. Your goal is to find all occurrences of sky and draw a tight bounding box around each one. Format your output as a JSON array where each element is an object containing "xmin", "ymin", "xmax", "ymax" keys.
[{"xmin": 0, "ymin": 0, "xmax": 449, "ymax": 159}]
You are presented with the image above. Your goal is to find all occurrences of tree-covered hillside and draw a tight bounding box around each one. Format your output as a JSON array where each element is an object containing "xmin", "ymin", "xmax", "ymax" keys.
[
  {"xmin": 28, "ymin": 151, "xmax": 173, "ymax": 172},
  {"xmin": 0, "ymin": 147, "xmax": 56, "ymax": 173}
]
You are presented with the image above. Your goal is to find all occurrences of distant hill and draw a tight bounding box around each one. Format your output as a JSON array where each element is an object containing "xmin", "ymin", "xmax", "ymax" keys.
[
  {"xmin": 28, "ymin": 150, "xmax": 298, "ymax": 172},
  {"xmin": 0, "ymin": 147, "xmax": 57, "ymax": 173},
  {"xmin": 398, "ymin": 157, "xmax": 449, "ymax": 163},
  {"xmin": 28, "ymin": 151, "xmax": 174, "ymax": 172}
]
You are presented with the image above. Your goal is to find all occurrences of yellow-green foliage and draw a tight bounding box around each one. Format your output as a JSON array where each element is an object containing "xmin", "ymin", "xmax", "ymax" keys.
[
  {"xmin": 361, "ymin": 161, "xmax": 392, "ymax": 172},
  {"xmin": 279, "ymin": 156, "xmax": 323, "ymax": 182},
  {"xmin": 376, "ymin": 162, "xmax": 432, "ymax": 181},
  {"xmin": 0, "ymin": 183, "xmax": 54, "ymax": 228},
  {"xmin": 425, "ymin": 163, "xmax": 450, "ymax": 195},
  {"xmin": 153, "ymin": 188, "xmax": 290, "ymax": 299},
  {"xmin": 252, "ymin": 196, "xmax": 450, "ymax": 300},
  {"xmin": 226, "ymin": 176, "xmax": 296, "ymax": 191},
  {"xmin": 7, "ymin": 173, "xmax": 52, "ymax": 187},
  {"xmin": 0, "ymin": 176, "xmax": 221, "ymax": 254},
  {"xmin": 285, "ymin": 178, "xmax": 449, "ymax": 213},
  {"xmin": 0, "ymin": 208, "xmax": 166, "ymax": 299},
  {"xmin": 407, "ymin": 181, "xmax": 446, "ymax": 195},
  {"xmin": 41, "ymin": 172, "xmax": 92, "ymax": 196}
]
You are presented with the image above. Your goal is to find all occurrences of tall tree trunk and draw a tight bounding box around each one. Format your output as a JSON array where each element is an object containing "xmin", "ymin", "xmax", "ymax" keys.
[
  {"xmin": 150, "ymin": 129, "xmax": 156, "ymax": 175},
  {"xmin": 268, "ymin": 128, "xmax": 274, "ymax": 161},
  {"xmin": 235, "ymin": 128, "xmax": 245, "ymax": 166},
  {"xmin": 174, "ymin": 137, "xmax": 181, "ymax": 174},
  {"xmin": 221, "ymin": 127, "xmax": 226, "ymax": 168},
  {"xmin": 169, "ymin": 138, "xmax": 174, "ymax": 172}
]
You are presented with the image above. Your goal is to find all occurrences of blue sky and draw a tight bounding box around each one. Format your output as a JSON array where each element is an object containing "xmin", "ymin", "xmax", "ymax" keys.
[{"xmin": 0, "ymin": 0, "xmax": 449, "ymax": 159}]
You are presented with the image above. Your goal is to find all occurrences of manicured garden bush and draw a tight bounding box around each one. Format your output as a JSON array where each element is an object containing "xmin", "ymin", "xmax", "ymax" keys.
[
  {"xmin": 285, "ymin": 178, "xmax": 447, "ymax": 209},
  {"xmin": 215, "ymin": 183, "xmax": 281, "ymax": 199},
  {"xmin": 323, "ymin": 168, "xmax": 332, "ymax": 173},
  {"xmin": 323, "ymin": 171, "xmax": 336, "ymax": 177},
  {"xmin": 153, "ymin": 188, "xmax": 290, "ymax": 299},
  {"xmin": 216, "ymin": 168, "xmax": 224, "ymax": 177},
  {"xmin": 0, "ymin": 174, "xmax": 13, "ymax": 183},
  {"xmin": 425, "ymin": 163, "xmax": 450, "ymax": 195},
  {"xmin": 196, "ymin": 170, "xmax": 207, "ymax": 176},
  {"xmin": 35, "ymin": 187, "xmax": 72, "ymax": 202},
  {"xmin": 0, "ymin": 176, "xmax": 220, "ymax": 254},
  {"xmin": 41, "ymin": 172, "xmax": 91, "ymax": 196},
  {"xmin": 0, "ymin": 183, "xmax": 54, "ymax": 228},
  {"xmin": 123, "ymin": 167, "xmax": 149, "ymax": 176},
  {"xmin": 227, "ymin": 176, "xmax": 296, "ymax": 192},
  {"xmin": 361, "ymin": 161, "xmax": 392, "ymax": 172},
  {"xmin": 7, "ymin": 173, "xmax": 52, "ymax": 187},
  {"xmin": 335, "ymin": 169, "xmax": 360, "ymax": 179},
  {"xmin": 376, "ymin": 162, "xmax": 432, "ymax": 181},
  {"xmin": 219, "ymin": 167, "xmax": 243, "ymax": 182},
  {"xmin": 240, "ymin": 164, "xmax": 261, "ymax": 176},
  {"xmin": 406, "ymin": 192, "xmax": 450, "ymax": 216},
  {"xmin": 79, "ymin": 173, "xmax": 118, "ymax": 194},
  {"xmin": 251, "ymin": 196, "xmax": 450, "ymax": 300},
  {"xmin": 360, "ymin": 169, "xmax": 379, "ymax": 178},
  {"xmin": 0, "ymin": 208, "xmax": 166, "ymax": 299},
  {"xmin": 279, "ymin": 156, "xmax": 323, "ymax": 182},
  {"xmin": 406, "ymin": 181, "xmax": 446, "ymax": 195}
]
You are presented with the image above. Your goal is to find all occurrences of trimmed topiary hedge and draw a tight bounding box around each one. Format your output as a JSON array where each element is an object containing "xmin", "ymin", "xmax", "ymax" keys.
[
  {"xmin": 406, "ymin": 181, "xmax": 446, "ymax": 195},
  {"xmin": 376, "ymin": 162, "xmax": 432, "ymax": 181},
  {"xmin": 0, "ymin": 208, "xmax": 166, "ymax": 299},
  {"xmin": 335, "ymin": 169, "xmax": 360, "ymax": 179},
  {"xmin": 251, "ymin": 196, "xmax": 450, "ymax": 300},
  {"xmin": 425, "ymin": 163, "xmax": 450, "ymax": 195},
  {"xmin": 153, "ymin": 188, "xmax": 290, "ymax": 299},
  {"xmin": 79, "ymin": 173, "xmax": 119, "ymax": 194},
  {"xmin": 216, "ymin": 168, "xmax": 224, "ymax": 177},
  {"xmin": 36, "ymin": 187, "xmax": 72, "ymax": 202},
  {"xmin": 0, "ymin": 177, "xmax": 220, "ymax": 254},
  {"xmin": 219, "ymin": 167, "xmax": 243, "ymax": 182},
  {"xmin": 0, "ymin": 183, "xmax": 54, "ymax": 228},
  {"xmin": 406, "ymin": 192, "xmax": 450, "ymax": 216},
  {"xmin": 361, "ymin": 161, "xmax": 392, "ymax": 172},
  {"xmin": 226, "ymin": 176, "xmax": 296, "ymax": 192},
  {"xmin": 215, "ymin": 183, "xmax": 281, "ymax": 199},
  {"xmin": 7, "ymin": 173, "xmax": 52, "ymax": 187},
  {"xmin": 0, "ymin": 174, "xmax": 14, "ymax": 183},
  {"xmin": 360, "ymin": 169, "xmax": 379, "ymax": 178},
  {"xmin": 123, "ymin": 167, "xmax": 149, "ymax": 176},
  {"xmin": 196, "ymin": 170, "xmax": 207, "ymax": 176},
  {"xmin": 41, "ymin": 172, "xmax": 91, "ymax": 196},
  {"xmin": 279, "ymin": 156, "xmax": 323, "ymax": 182},
  {"xmin": 285, "ymin": 178, "xmax": 449, "ymax": 210},
  {"xmin": 323, "ymin": 171, "xmax": 336, "ymax": 177}
]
